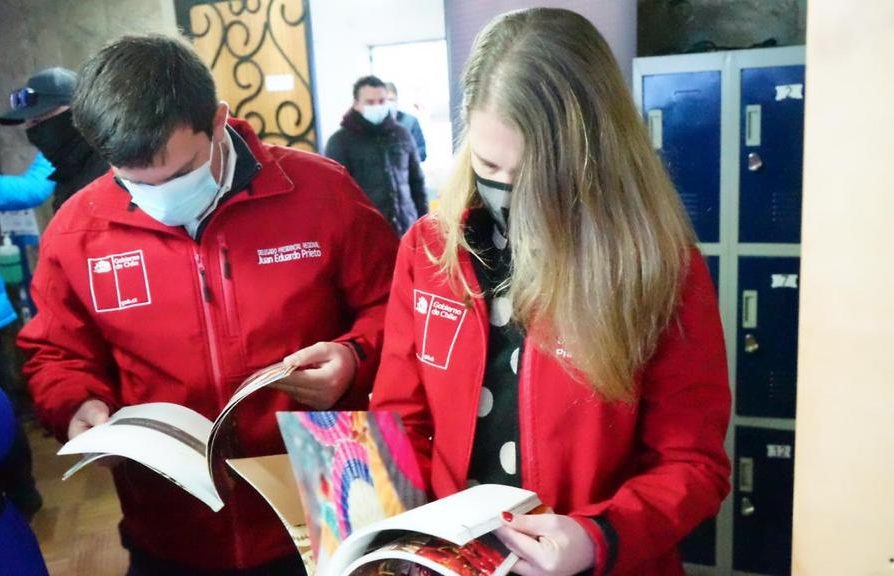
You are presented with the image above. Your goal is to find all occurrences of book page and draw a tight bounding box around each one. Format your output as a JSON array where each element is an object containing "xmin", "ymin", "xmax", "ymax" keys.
[
  {"xmin": 326, "ymin": 485, "xmax": 540, "ymax": 576},
  {"xmin": 277, "ymin": 411, "xmax": 428, "ymax": 570},
  {"xmin": 207, "ymin": 362, "xmax": 297, "ymax": 468},
  {"xmin": 343, "ymin": 532, "xmax": 518, "ymax": 576},
  {"xmin": 227, "ymin": 454, "xmax": 314, "ymax": 572},
  {"xmin": 58, "ymin": 403, "xmax": 223, "ymax": 511}
]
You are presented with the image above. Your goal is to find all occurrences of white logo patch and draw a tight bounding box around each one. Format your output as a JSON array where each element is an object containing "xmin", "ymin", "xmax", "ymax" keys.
[
  {"xmin": 87, "ymin": 250, "xmax": 152, "ymax": 313},
  {"xmin": 414, "ymin": 289, "xmax": 467, "ymax": 370},
  {"xmin": 256, "ymin": 241, "xmax": 323, "ymax": 265}
]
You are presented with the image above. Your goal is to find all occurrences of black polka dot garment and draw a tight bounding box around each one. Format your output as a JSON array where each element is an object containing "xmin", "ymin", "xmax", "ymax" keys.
[{"xmin": 465, "ymin": 208, "xmax": 524, "ymax": 488}]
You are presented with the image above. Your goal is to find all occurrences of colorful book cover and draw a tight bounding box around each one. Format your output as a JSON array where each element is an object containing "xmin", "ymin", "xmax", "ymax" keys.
[{"xmin": 277, "ymin": 411, "xmax": 428, "ymax": 568}]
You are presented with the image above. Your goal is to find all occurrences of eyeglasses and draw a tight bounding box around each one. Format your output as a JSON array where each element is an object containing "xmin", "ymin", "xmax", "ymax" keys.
[{"xmin": 9, "ymin": 87, "xmax": 37, "ymax": 111}]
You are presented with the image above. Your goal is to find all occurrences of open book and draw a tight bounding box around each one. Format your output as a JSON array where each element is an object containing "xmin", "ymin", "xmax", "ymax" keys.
[
  {"xmin": 57, "ymin": 361, "xmax": 296, "ymax": 511},
  {"xmin": 324, "ymin": 483, "xmax": 543, "ymax": 576},
  {"xmin": 243, "ymin": 410, "xmax": 543, "ymax": 576}
]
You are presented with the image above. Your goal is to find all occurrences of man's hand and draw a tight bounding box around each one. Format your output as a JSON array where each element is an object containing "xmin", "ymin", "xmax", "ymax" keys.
[
  {"xmin": 495, "ymin": 512, "xmax": 596, "ymax": 576},
  {"xmin": 68, "ymin": 399, "xmax": 111, "ymax": 440},
  {"xmin": 271, "ymin": 342, "xmax": 357, "ymax": 409}
]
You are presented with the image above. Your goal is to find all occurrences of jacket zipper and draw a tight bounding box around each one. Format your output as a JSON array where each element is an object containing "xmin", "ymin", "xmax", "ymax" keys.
[
  {"xmin": 218, "ymin": 234, "xmax": 239, "ymax": 336},
  {"xmin": 192, "ymin": 249, "xmax": 225, "ymax": 408},
  {"xmin": 193, "ymin": 247, "xmax": 245, "ymax": 567}
]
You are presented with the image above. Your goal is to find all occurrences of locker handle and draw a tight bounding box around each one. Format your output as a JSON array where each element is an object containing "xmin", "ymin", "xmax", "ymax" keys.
[
  {"xmin": 748, "ymin": 152, "xmax": 763, "ymax": 171},
  {"xmin": 647, "ymin": 109, "xmax": 663, "ymax": 150},
  {"xmin": 745, "ymin": 104, "xmax": 762, "ymax": 146},
  {"xmin": 739, "ymin": 457, "xmax": 754, "ymax": 492},
  {"xmin": 742, "ymin": 290, "xmax": 758, "ymax": 328},
  {"xmin": 744, "ymin": 333, "xmax": 760, "ymax": 354},
  {"xmin": 741, "ymin": 496, "xmax": 755, "ymax": 517}
]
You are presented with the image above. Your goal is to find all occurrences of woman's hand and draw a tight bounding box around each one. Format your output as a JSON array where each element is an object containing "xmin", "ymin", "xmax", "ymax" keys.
[{"xmin": 495, "ymin": 512, "xmax": 595, "ymax": 576}]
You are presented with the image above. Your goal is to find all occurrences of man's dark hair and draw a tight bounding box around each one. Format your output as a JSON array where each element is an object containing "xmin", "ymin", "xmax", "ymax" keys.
[
  {"xmin": 353, "ymin": 75, "xmax": 386, "ymax": 101},
  {"xmin": 72, "ymin": 34, "xmax": 218, "ymax": 168}
]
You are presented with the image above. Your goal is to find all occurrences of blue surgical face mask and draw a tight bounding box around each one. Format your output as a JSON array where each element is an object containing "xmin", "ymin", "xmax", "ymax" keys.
[
  {"xmin": 121, "ymin": 137, "xmax": 224, "ymax": 227},
  {"xmin": 475, "ymin": 173, "xmax": 513, "ymax": 235},
  {"xmin": 361, "ymin": 103, "xmax": 390, "ymax": 125}
]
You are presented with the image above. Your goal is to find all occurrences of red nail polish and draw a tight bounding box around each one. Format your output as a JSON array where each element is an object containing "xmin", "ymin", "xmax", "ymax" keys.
[{"xmin": 502, "ymin": 511, "xmax": 514, "ymax": 522}]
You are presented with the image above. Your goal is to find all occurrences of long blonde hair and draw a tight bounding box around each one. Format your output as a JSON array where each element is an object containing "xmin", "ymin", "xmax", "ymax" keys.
[{"xmin": 434, "ymin": 8, "xmax": 695, "ymax": 402}]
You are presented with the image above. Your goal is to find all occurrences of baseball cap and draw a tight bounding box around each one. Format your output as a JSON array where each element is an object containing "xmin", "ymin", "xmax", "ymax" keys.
[{"xmin": 0, "ymin": 67, "xmax": 77, "ymax": 126}]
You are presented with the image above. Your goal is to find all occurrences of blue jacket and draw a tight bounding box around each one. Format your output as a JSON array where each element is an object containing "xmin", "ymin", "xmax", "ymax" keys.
[
  {"xmin": 0, "ymin": 152, "xmax": 55, "ymax": 211},
  {"xmin": 0, "ymin": 388, "xmax": 49, "ymax": 576},
  {"xmin": 396, "ymin": 110, "xmax": 427, "ymax": 162},
  {"xmin": 0, "ymin": 152, "xmax": 56, "ymax": 327}
]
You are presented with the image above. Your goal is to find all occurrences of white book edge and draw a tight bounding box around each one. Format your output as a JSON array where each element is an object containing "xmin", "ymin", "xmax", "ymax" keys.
[{"xmin": 58, "ymin": 402, "xmax": 223, "ymax": 511}]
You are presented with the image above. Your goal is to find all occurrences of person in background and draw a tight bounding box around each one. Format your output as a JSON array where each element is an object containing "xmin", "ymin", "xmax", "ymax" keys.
[
  {"xmin": 19, "ymin": 35, "xmax": 398, "ymax": 575},
  {"xmin": 0, "ymin": 386, "xmax": 48, "ymax": 575},
  {"xmin": 0, "ymin": 153, "xmax": 55, "ymax": 210},
  {"xmin": 0, "ymin": 151, "xmax": 57, "ymax": 522},
  {"xmin": 0, "ymin": 67, "xmax": 108, "ymax": 211},
  {"xmin": 325, "ymin": 75, "xmax": 427, "ymax": 235},
  {"xmin": 371, "ymin": 8, "xmax": 731, "ymax": 575},
  {"xmin": 385, "ymin": 82, "xmax": 427, "ymax": 162}
]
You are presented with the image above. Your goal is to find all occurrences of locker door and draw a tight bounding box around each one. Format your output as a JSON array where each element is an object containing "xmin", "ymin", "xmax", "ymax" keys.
[
  {"xmin": 679, "ymin": 517, "xmax": 716, "ymax": 566},
  {"xmin": 733, "ymin": 426, "xmax": 795, "ymax": 575},
  {"xmin": 705, "ymin": 254, "xmax": 720, "ymax": 297},
  {"xmin": 737, "ymin": 257, "xmax": 800, "ymax": 418},
  {"xmin": 739, "ymin": 65, "xmax": 805, "ymax": 243},
  {"xmin": 682, "ymin": 246, "xmax": 719, "ymax": 566},
  {"xmin": 643, "ymin": 71, "xmax": 721, "ymax": 243}
]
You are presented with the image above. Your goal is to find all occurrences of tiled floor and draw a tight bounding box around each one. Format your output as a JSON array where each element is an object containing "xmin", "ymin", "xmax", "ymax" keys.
[{"xmin": 26, "ymin": 420, "xmax": 129, "ymax": 575}]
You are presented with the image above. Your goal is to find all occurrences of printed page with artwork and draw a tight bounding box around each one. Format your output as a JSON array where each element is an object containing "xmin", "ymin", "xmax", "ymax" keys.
[{"xmin": 275, "ymin": 410, "xmax": 543, "ymax": 576}]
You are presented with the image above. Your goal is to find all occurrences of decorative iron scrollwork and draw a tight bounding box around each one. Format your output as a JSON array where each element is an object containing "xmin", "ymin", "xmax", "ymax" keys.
[{"xmin": 176, "ymin": 0, "xmax": 317, "ymax": 151}]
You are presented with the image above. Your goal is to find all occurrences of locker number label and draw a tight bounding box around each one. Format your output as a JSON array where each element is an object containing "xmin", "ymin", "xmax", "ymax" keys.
[
  {"xmin": 775, "ymin": 83, "xmax": 804, "ymax": 101},
  {"xmin": 766, "ymin": 444, "xmax": 793, "ymax": 459},
  {"xmin": 771, "ymin": 274, "xmax": 799, "ymax": 289}
]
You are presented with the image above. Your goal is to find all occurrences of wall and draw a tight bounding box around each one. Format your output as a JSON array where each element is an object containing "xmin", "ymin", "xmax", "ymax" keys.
[
  {"xmin": 308, "ymin": 0, "xmax": 446, "ymax": 145},
  {"xmin": 0, "ymin": 0, "xmax": 178, "ymax": 175},
  {"xmin": 792, "ymin": 1, "xmax": 894, "ymax": 574},
  {"xmin": 0, "ymin": 0, "xmax": 177, "ymax": 399},
  {"xmin": 443, "ymin": 0, "xmax": 636, "ymax": 137},
  {"xmin": 638, "ymin": 0, "xmax": 807, "ymax": 56}
]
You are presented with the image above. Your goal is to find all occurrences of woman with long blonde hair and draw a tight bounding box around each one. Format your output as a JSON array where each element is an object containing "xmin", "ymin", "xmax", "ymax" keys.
[{"xmin": 371, "ymin": 8, "xmax": 730, "ymax": 575}]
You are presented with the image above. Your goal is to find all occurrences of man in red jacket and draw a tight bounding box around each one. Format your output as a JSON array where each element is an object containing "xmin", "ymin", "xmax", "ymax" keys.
[{"xmin": 17, "ymin": 35, "xmax": 398, "ymax": 575}]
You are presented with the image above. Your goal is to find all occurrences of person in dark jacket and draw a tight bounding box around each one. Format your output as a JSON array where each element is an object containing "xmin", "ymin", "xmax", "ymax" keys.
[
  {"xmin": 385, "ymin": 82, "xmax": 427, "ymax": 162},
  {"xmin": 325, "ymin": 75, "xmax": 427, "ymax": 235},
  {"xmin": 1, "ymin": 67, "xmax": 109, "ymax": 211}
]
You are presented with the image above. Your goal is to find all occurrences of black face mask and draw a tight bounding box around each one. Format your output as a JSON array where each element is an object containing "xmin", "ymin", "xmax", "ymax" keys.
[
  {"xmin": 474, "ymin": 173, "xmax": 513, "ymax": 235},
  {"xmin": 25, "ymin": 109, "xmax": 81, "ymax": 163}
]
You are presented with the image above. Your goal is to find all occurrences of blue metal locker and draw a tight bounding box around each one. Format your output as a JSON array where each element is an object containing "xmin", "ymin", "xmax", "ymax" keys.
[
  {"xmin": 733, "ymin": 426, "xmax": 795, "ymax": 575},
  {"xmin": 705, "ymin": 254, "xmax": 720, "ymax": 296},
  {"xmin": 736, "ymin": 257, "xmax": 800, "ymax": 418},
  {"xmin": 739, "ymin": 66, "xmax": 805, "ymax": 243},
  {"xmin": 643, "ymin": 72, "xmax": 721, "ymax": 243},
  {"xmin": 680, "ymin": 518, "xmax": 716, "ymax": 566}
]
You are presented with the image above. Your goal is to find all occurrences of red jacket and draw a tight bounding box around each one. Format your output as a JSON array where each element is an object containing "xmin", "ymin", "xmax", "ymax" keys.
[
  {"xmin": 371, "ymin": 217, "xmax": 731, "ymax": 575},
  {"xmin": 18, "ymin": 119, "xmax": 399, "ymax": 570}
]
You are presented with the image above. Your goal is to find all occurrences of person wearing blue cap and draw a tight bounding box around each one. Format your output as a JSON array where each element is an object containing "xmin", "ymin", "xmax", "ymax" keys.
[{"xmin": 1, "ymin": 67, "xmax": 108, "ymax": 211}]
